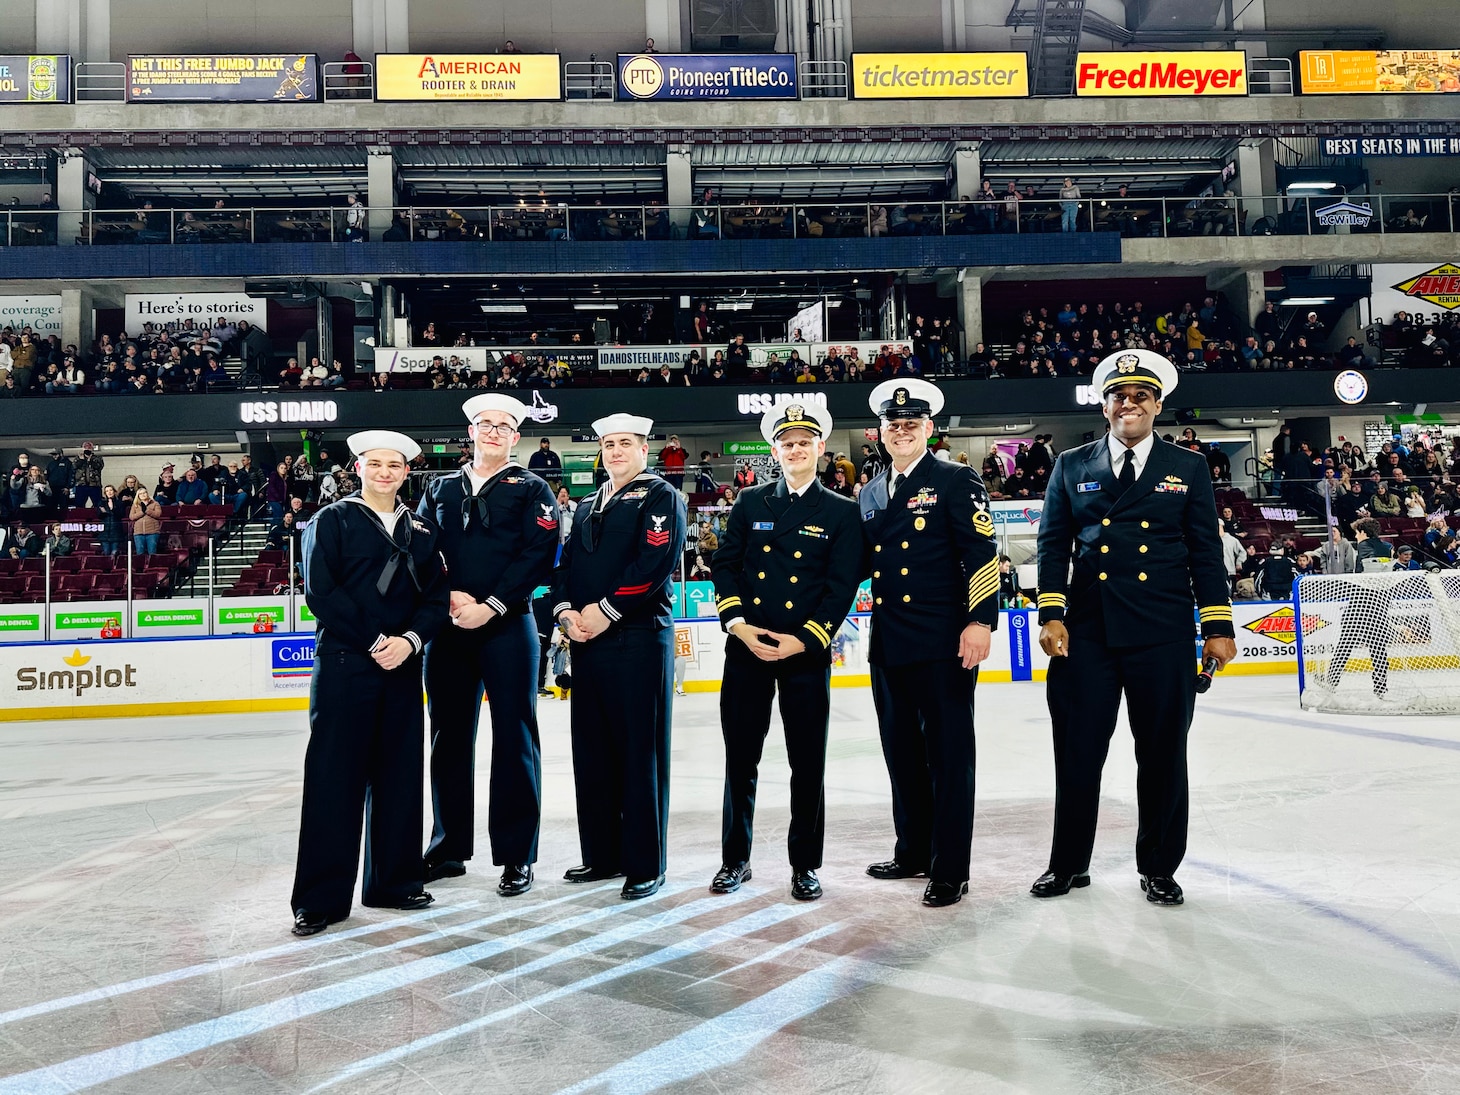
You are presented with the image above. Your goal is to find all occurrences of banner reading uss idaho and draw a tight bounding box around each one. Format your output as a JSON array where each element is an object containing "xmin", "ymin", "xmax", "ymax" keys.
[
  {"xmin": 375, "ymin": 54, "xmax": 562, "ymax": 101},
  {"xmin": 127, "ymin": 54, "xmax": 318, "ymax": 102}
]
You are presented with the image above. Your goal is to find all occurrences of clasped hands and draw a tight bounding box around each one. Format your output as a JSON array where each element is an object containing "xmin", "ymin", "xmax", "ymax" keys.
[
  {"xmin": 558, "ymin": 604, "xmax": 611, "ymax": 643},
  {"xmin": 731, "ymin": 623, "xmax": 806, "ymax": 662},
  {"xmin": 449, "ymin": 590, "xmax": 498, "ymax": 630}
]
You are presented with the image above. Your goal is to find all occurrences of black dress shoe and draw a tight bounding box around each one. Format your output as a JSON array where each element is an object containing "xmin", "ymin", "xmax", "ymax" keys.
[
  {"xmin": 291, "ymin": 910, "xmax": 333, "ymax": 937},
  {"xmin": 710, "ymin": 863, "xmax": 751, "ymax": 894},
  {"xmin": 498, "ymin": 864, "xmax": 533, "ymax": 897},
  {"xmin": 790, "ymin": 869, "xmax": 822, "ymax": 901},
  {"xmin": 621, "ymin": 874, "xmax": 666, "ymax": 900},
  {"xmin": 424, "ymin": 860, "xmax": 466, "ymax": 883},
  {"xmin": 921, "ymin": 880, "xmax": 968, "ymax": 907},
  {"xmin": 1141, "ymin": 875, "xmax": 1184, "ymax": 906},
  {"xmin": 362, "ymin": 890, "xmax": 434, "ymax": 911},
  {"xmin": 1030, "ymin": 871, "xmax": 1092, "ymax": 898},
  {"xmin": 563, "ymin": 864, "xmax": 622, "ymax": 883},
  {"xmin": 866, "ymin": 860, "xmax": 928, "ymax": 880}
]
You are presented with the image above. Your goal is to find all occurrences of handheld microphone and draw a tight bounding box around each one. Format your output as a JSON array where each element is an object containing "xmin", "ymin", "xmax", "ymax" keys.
[{"xmin": 1195, "ymin": 655, "xmax": 1221, "ymax": 694}]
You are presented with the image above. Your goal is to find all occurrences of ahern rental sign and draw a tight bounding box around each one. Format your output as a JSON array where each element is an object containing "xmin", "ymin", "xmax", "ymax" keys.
[{"xmin": 1075, "ymin": 52, "xmax": 1248, "ymax": 96}]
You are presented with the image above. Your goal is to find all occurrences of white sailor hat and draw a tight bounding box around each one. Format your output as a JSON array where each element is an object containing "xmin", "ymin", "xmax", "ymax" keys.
[
  {"xmin": 760, "ymin": 401, "xmax": 834, "ymax": 443},
  {"xmin": 462, "ymin": 392, "xmax": 529, "ymax": 426},
  {"xmin": 869, "ymin": 377, "xmax": 944, "ymax": 419},
  {"xmin": 348, "ymin": 430, "xmax": 421, "ymax": 462},
  {"xmin": 1090, "ymin": 349, "xmax": 1179, "ymax": 399},
  {"xmin": 593, "ymin": 412, "xmax": 654, "ymax": 438}
]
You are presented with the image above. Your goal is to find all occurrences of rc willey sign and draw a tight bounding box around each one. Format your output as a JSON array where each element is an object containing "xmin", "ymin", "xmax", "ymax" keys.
[{"xmin": 1314, "ymin": 200, "xmax": 1374, "ymax": 228}]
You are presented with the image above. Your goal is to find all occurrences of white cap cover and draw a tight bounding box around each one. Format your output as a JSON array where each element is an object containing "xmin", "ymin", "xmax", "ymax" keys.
[
  {"xmin": 1090, "ymin": 349, "xmax": 1180, "ymax": 399},
  {"xmin": 462, "ymin": 393, "xmax": 530, "ymax": 426},
  {"xmin": 593, "ymin": 413, "xmax": 654, "ymax": 438},
  {"xmin": 760, "ymin": 401, "xmax": 834, "ymax": 443},
  {"xmin": 868, "ymin": 377, "xmax": 945, "ymax": 418},
  {"xmin": 348, "ymin": 430, "xmax": 422, "ymax": 462}
]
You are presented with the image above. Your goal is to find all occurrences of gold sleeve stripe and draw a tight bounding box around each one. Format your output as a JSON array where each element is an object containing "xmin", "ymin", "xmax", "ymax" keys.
[
  {"xmin": 1037, "ymin": 592, "xmax": 1066, "ymax": 607},
  {"xmin": 1198, "ymin": 606, "xmax": 1233, "ymax": 619},
  {"xmin": 716, "ymin": 596, "xmax": 742, "ymax": 610},
  {"xmin": 804, "ymin": 621, "xmax": 832, "ymax": 647}
]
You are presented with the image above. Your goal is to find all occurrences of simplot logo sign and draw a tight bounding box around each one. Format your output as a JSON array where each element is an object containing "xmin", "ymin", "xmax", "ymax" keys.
[{"xmin": 16, "ymin": 647, "xmax": 138, "ymax": 697}]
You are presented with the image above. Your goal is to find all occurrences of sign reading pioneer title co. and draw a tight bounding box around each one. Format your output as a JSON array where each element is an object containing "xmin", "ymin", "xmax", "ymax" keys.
[
  {"xmin": 127, "ymin": 54, "xmax": 318, "ymax": 102},
  {"xmin": 616, "ymin": 53, "xmax": 798, "ymax": 100}
]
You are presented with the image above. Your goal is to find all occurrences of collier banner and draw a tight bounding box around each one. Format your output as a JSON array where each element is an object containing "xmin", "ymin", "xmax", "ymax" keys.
[
  {"xmin": 0, "ymin": 55, "xmax": 70, "ymax": 102},
  {"xmin": 616, "ymin": 53, "xmax": 798, "ymax": 100},
  {"xmin": 1300, "ymin": 50, "xmax": 1460, "ymax": 94},
  {"xmin": 126, "ymin": 54, "xmax": 318, "ymax": 102},
  {"xmin": 374, "ymin": 53, "xmax": 563, "ymax": 101},
  {"xmin": 124, "ymin": 292, "xmax": 268, "ymax": 333},
  {"xmin": 850, "ymin": 52, "xmax": 1029, "ymax": 98},
  {"xmin": 1075, "ymin": 51, "xmax": 1248, "ymax": 96}
]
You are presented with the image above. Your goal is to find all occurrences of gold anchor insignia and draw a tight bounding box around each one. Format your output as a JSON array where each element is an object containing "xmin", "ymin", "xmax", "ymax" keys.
[
  {"xmin": 895, "ymin": 388, "xmax": 908, "ymax": 405},
  {"xmin": 784, "ymin": 404, "xmax": 804, "ymax": 419},
  {"xmin": 1116, "ymin": 353, "xmax": 1139, "ymax": 374}
]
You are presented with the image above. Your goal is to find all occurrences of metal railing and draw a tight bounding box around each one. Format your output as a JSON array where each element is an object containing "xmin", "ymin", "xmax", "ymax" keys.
[
  {"xmin": 321, "ymin": 60, "xmax": 374, "ymax": 101},
  {"xmin": 1248, "ymin": 57, "xmax": 1294, "ymax": 97},
  {"xmin": 799, "ymin": 60, "xmax": 848, "ymax": 98},
  {"xmin": 564, "ymin": 61, "xmax": 615, "ymax": 100},
  {"xmin": 1, "ymin": 192, "xmax": 1451, "ymax": 247},
  {"xmin": 74, "ymin": 61, "xmax": 126, "ymax": 102}
]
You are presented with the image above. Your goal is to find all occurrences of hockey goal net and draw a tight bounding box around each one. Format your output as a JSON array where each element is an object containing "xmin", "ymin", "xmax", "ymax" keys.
[{"xmin": 1297, "ymin": 570, "xmax": 1460, "ymax": 714}]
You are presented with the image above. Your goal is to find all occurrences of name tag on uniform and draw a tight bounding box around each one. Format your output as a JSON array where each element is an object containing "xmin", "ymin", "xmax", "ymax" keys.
[
  {"xmin": 1078, "ymin": 482, "xmax": 1102, "ymax": 493},
  {"xmin": 752, "ymin": 521, "xmax": 774, "ymax": 530}
]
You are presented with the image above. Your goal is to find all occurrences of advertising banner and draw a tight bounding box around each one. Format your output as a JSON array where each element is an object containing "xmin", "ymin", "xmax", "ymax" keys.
[
  {"xmin": 1074, "ymin": 51, "xmax": 1248, "ymax": 96},
  {"xmin": 1300, "ymin": 50, "xmax": 1460, "ymax": 94},
  {"xmin": 0, "ymin": 55, "xmax": 70, "ymax": 102},
  {"xmin": 125, "ymin": 292, "xmax": 267, "ymax": 334},
  {"xmin": 0, "ymin": 295, "xmax": 62, "ymax": 337},
  {"xmin": 378, "ymin": 346, "xmax": 597, "ymax": 376},
  {"xmin": 126, "ymin": 54, "xmax": 318, "ymax": 102},
  {"xmin": 1370, "ymin": 262, "xmax": 1460, "ymax": 324},
  {"xmin": 617, "ymin": 53, "xmax": 798, "ymax": 101},
  {"xmin": 850, "ymin": 52, "xmax": 1028, "ymax": 99},
  {"xmin": 1321, "ymin": 136, "xmax": 1460, "ymax": 157},
  {"xmin": 598, "ymin": 345, "xmax": 705, "ymax": 371},
  {"xmin": 375, "ymin": 53, "xmax": 562, "ymax": 101}
]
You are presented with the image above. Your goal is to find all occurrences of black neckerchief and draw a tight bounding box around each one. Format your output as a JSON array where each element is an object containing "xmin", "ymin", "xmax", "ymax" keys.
[
  {"xmin": 459, "ymin": 463, "xmax": 518, "ymax": 532},
  {"xmin": 341, "ymin": 494, "xmax": 419, "ymax": 595}
]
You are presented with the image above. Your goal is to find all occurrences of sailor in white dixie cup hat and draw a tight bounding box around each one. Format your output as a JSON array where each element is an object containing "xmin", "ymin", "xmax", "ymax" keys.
[
  {"xmin": 858, "ymin": 375, "xmax": 1001, "ymax": 909},
  {"xmin": 706, "ymin": 400, "xmax": 862, "ymax": 902},
  {"xmin": 417, "ymin": 392, "xmax": 560, "ymax": 898},
  {"xmin": 551, "ymin": 411, "xmax": 686, "ymax": 900},
  {"xmin": 1032, "ymin": 347, "xmax": 1234, "ymax": 908},
  {"xmin": 290, "ymin": 427, "xmax": 450, "ymax": 937}
]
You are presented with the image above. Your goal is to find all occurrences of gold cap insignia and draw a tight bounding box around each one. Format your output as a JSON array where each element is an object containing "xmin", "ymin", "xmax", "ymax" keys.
[
  {"xmin": 895, "ymin": 388, "xmax": 908, "ymax": 405},
  {"xmin": 1116, "ymin": 353, "xmax": 1140, "ymax": 374},
  {"xmin": 784, "ymin": 404, "xmax": 804, "ymax": 420}
]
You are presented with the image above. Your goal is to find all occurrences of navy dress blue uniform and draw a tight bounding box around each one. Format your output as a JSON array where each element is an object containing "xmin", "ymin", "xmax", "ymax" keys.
[
  {"xmin": 712, "ymin": 476, "xmax": 862, "ymax": 873},
  {"xmin": 860, "ymin": 454, "xmax": 1001, "ymax": 885},
  {"xmin": 418, "ymin": 465, "xmax": 559, "ymax": 871},
  {"xmin": 292, "ymin": 495, "xmax": 450, "ymax": 921},
  {"xmin": 1036, "ymin": 438, "xmax": 1234, "ymax": 879},
  {"xmin": 552, "ymin": 472, "xmax": 686, "ymax": 882}
]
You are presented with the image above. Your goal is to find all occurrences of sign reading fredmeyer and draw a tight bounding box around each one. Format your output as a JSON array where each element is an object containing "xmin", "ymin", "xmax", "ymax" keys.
[
  {"xmin": 1075, "ymin": 51, "xmax": 1247, "ymax": 96},
  {"xmin": 0, "ymin": 55, "xmax": 69, "ymax": 102},
  {"xmin": 127, "ymin": 54, "xmax": 318, "ymax": 102},
  {"xmin": 850, "ymin": 52, "xmax": 1028, "ymax": 98},
  {"xmin": 617, "ymin": 53, "xmax": 797, "ymax": 100},
  {"xmin": 1300, "ymin": 50, "xmax": 1460, "ymax": 94},
  {"xmin": 374, "ymin": 53, "xmax": 562, "ymax": 101}
]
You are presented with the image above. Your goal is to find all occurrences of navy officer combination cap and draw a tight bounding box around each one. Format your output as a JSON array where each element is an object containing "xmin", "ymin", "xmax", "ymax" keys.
[
  {"xmin": 1090, "ymin": 348, "xmax": 1180, "ymax": 399},
  {"xmin": 868, "ymin": 377, "xmax": 946, "ymax": 419},
  {"xmin": 760, "ymin": 401, "xmax": 834, "ymax": 443}
]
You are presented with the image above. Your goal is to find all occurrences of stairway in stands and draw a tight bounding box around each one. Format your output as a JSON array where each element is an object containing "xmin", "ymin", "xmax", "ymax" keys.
[{"xmin": 182, "ymin": 520, "xmax": 275, "ymax": 596}]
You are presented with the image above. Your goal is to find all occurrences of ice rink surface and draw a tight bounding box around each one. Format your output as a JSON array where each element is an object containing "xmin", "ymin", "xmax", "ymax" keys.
[{"xmin": 1, "ymin": 674, "xmax": 1458, "ymax": 1094}]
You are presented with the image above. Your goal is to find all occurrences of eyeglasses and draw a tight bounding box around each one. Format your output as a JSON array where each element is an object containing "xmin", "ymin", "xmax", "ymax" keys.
[
  {"xmin": 881, "ymin": 420, "xmax": 925, "ymax": 435},
  {"xmin": 474, "ymin": 421, "xmax": 517, "ymax": 437}
]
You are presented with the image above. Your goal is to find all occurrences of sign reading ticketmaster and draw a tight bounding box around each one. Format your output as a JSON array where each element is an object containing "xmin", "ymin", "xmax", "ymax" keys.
[
  {"xmin": 851, "ymin": 52, "xmax": 1029, "ymax": 98},
  {"xmin": 617, "ymin": 54, "xmax": 797, "ymax": 100}
]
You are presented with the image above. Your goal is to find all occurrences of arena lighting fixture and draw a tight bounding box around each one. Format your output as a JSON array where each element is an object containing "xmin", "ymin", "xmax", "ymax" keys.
[
  {"xmin": 573, "ymin": 302, "xmax": 618, "ymax": 309},
  {"xmin": 1278, "ymin": 297, "xmax": 1336, "ymax": 306},
  {"xmin": 479, "ymin": 304, "xmax": 528, "ymax": 313},
  {"xmin": 1287, "ymin": 182, "xmax": 1338, "ymax": 191}
]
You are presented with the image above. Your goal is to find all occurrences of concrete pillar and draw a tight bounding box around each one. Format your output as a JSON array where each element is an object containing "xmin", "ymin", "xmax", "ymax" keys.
[
  {"xmin": 666, "ymin": 144, "xmax": 692, "ymax": 235},
  {"xmin": 60, "ymin": 287, "xmax": 93, "ymax": 352},
  {"xmin": 645, "ymin": 0, "xmax": 678, "ymax": 51},
  {"xmin": 36, "ymin": 0, "xmax": 108, "ymax": 61},
  {"xmin": 1208, "ymin": 267, "xmax": 1266, "ymax": 331},
  {"xmin": 1236, "ymin": 139, "xmax": 1278, "ymax": 234},
  {"xmin": 56, "ymin": 148, "xmax": 88, "ymax": 246},
  {"xmin": 366, "ymin": 145, "xmax": 395, "ymax": 241},
  {"xmin": 950, "ymin": 0, "xmax": 967, "ymax": 49},
  {"xmin": 952, "ymin": 145, "xmax": 981, "ymax": 201},
  {"xmin": 354, "ymin": 0, "xmax": 408, "ymax": 55},
  {"xmin": 956, "ymin": 271, "xmax": 982, "ymax": 353}
]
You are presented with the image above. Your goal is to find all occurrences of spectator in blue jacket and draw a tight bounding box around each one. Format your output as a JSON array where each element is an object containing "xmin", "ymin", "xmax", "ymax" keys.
[{"xmin": 174, "ymin": 467, "xmax": 211, "ymax": 505}]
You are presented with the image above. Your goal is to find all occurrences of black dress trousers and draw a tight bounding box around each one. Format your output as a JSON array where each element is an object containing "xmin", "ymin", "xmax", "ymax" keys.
[
  {"xmin": 869, "ymin": 657, "xmax": 978, "ymax": 885},
  {"xmin": 568, "ymin": 627, "xmax": 674, "ymax": 881},
  {"xmin": 423, "ymin": 611, "xmax": 542, "ymax": 867},
  {"xmin": 291, "ymin": 650, "xmax": 426, "ymax": 917},
  {"xmin": 718, "ymin": 640, "xmax": 831, "ymax": 871},
  {"xmin": 1045, "ymin": 636, "xmax": 1196, "ymax": 878}
]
